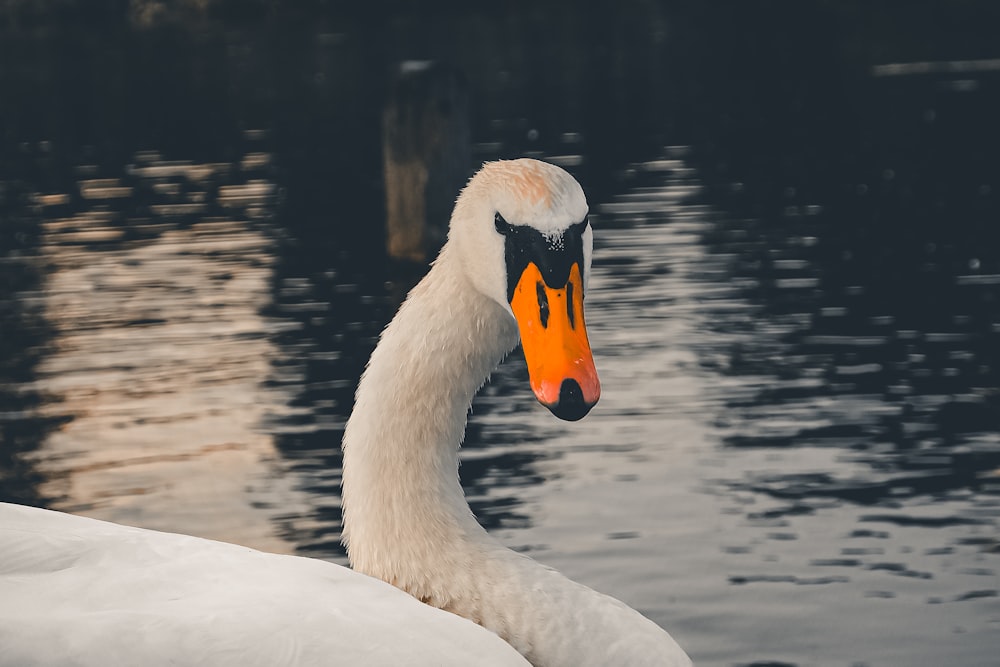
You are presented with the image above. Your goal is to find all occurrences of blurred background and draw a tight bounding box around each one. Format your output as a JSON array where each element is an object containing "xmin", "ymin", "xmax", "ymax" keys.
[{"xmin": 1, "ymin": 1, "xmax": 999, "ymax": 665}]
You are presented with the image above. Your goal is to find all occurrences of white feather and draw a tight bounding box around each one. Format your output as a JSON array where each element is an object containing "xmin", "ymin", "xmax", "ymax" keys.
[{"xmin": 0, "ymin": 502, "xmax": 527, "ymax": 666}]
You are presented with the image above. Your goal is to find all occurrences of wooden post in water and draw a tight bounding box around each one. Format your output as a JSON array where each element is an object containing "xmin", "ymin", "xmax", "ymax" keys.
[{"xmin": 382, "ymin": 62, "xmax": 470, "ymax": 263}]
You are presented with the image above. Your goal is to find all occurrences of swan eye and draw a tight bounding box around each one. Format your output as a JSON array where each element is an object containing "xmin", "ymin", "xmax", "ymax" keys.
[{"xmin": 495, "ymin": 212, "xmax": 515, "ymax": 236}]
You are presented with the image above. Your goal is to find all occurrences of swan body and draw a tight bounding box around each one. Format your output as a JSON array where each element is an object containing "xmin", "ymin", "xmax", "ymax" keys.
[
  {"xmin": 0, "ymin": 159, "xmax": 691, "ymax": 666},
  {"xmin": 0, "ymin": 502, "xmax": 528, "ymax": 666}
]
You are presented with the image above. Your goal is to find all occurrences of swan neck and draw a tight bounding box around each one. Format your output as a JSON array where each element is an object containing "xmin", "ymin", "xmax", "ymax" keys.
[
  {"xmin": 341, "ymin": 244, "xmax": 516, "ymax": 580},
  {"xmin": 339, "ymin": 243, "xmax": 691, "ymax": 667}
]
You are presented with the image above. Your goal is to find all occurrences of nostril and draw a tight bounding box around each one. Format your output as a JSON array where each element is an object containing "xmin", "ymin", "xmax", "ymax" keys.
[{"xmin": 548, "ymin": 379, "xmax": 594, "ymax": 421}]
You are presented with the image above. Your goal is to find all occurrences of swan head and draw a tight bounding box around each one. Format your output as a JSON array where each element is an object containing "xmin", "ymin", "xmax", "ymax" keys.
[{"xmin": 449, "ymin": 159, "xmax": 600, "ymax": 421}]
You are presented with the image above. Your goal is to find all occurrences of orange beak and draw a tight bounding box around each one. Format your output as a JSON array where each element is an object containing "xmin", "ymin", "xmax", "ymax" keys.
[{"xmin": 510, "ymin": 261, "xmax": 600, "ymax": 421}]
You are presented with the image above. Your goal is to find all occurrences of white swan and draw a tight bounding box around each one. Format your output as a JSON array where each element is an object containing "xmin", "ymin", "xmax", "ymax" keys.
[{"xmin": 0, "ymin": 159, "xmax": 692, "ymax": 667}]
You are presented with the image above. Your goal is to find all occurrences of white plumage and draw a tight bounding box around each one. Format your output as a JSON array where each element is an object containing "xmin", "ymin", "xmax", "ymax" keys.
[{"xmin": 0, "ymin": 502, "xmax": 527, "ymax": 666}]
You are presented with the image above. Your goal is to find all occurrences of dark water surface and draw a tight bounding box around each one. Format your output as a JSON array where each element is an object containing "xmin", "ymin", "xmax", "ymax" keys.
[{"xmin": 2, "ymin": 4, "xmax": 999, "ymax": 666}]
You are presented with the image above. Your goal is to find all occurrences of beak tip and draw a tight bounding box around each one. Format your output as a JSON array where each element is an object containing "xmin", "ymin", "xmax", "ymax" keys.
[{"xmin": 541, "ymin": 378, "xmax": 599, "ymax": 421}]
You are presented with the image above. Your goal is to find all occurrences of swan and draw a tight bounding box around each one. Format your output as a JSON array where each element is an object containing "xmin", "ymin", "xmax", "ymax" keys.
[{"xmin": 0, "ymin": 159, "xmax": 692, "ymax": 666}]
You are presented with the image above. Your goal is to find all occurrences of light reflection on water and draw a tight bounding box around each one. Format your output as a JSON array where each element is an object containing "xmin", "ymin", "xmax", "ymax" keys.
[
  {"xmin": 562, "ymin": 150, "xmax": 1000, "ymax": 665},
  {"xmin": 4, "ymin": 141, "xmax": 315, "ymax": 552}
]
